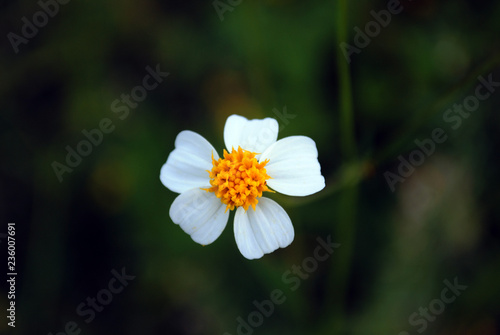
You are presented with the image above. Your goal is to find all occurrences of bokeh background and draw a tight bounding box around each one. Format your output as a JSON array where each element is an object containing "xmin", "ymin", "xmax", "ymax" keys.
[{"xmin": 1, "ymin": 0, "xmax": 500, "ymax": 334}]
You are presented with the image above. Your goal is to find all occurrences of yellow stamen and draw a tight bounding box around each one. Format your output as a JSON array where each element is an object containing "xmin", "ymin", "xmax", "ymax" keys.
[{"xmin": 203, "ymin": 146, "xmax": 273, "ymax": 212}]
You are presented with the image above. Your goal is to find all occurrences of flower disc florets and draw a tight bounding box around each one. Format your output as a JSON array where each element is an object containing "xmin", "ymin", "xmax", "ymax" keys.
[{"xmin": 204, "ymin": 146, "xmax": 272, "ymax": 212}]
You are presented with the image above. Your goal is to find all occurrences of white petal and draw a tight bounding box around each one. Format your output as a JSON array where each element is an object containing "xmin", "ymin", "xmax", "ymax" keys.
[
  {"xmin": 169, "ymin": 188, "xmax": 229, "ymax": 245},
  {"xmin": 260, "ymin": 136, "xmax": 325, "ymax": 196},
  {"xmin": 234, "ymin": 197, "xmax": 294, "ymax": 260},
  {"xmin": 160, "ymin": 130, "xmax": 219, "ymax": 194},
  {"xmin": 223, "ymin": 114, "xmax": 279, "ymax": 156}
]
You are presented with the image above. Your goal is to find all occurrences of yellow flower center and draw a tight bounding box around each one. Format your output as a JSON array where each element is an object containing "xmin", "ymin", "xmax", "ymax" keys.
[{"xmin": 204, "ymin": 146, "xmax": 273, "ymax": 212}]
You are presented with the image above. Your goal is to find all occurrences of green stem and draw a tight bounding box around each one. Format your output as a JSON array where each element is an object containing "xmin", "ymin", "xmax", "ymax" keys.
[
  {"xmin": 319, "ymin": 1, "xmax": 359, "ymax": 333},
  {"xmin": 337, "ymin": 0, "xmax": 356, "ymax": 160}
]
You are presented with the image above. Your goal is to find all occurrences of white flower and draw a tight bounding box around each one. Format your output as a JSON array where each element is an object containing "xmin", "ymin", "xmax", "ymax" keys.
[{"xmin": 160, "ymin": 114, "xmax": 325, "ymax": 260}]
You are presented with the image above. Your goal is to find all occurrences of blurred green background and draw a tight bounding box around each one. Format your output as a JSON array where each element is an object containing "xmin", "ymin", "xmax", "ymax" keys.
[{"xmin": 1, "ymin": 0, "xmax": 500, "ymax": 334}]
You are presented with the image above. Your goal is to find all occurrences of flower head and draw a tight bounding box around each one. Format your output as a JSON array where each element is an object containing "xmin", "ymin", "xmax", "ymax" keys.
[
  {"xmin": 160, "ymin": 115, "xmax": 325, "ymax": 259},
  {"xmin": 203, "ymin": 146, "xmax": 273, "ymax": 212}
]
